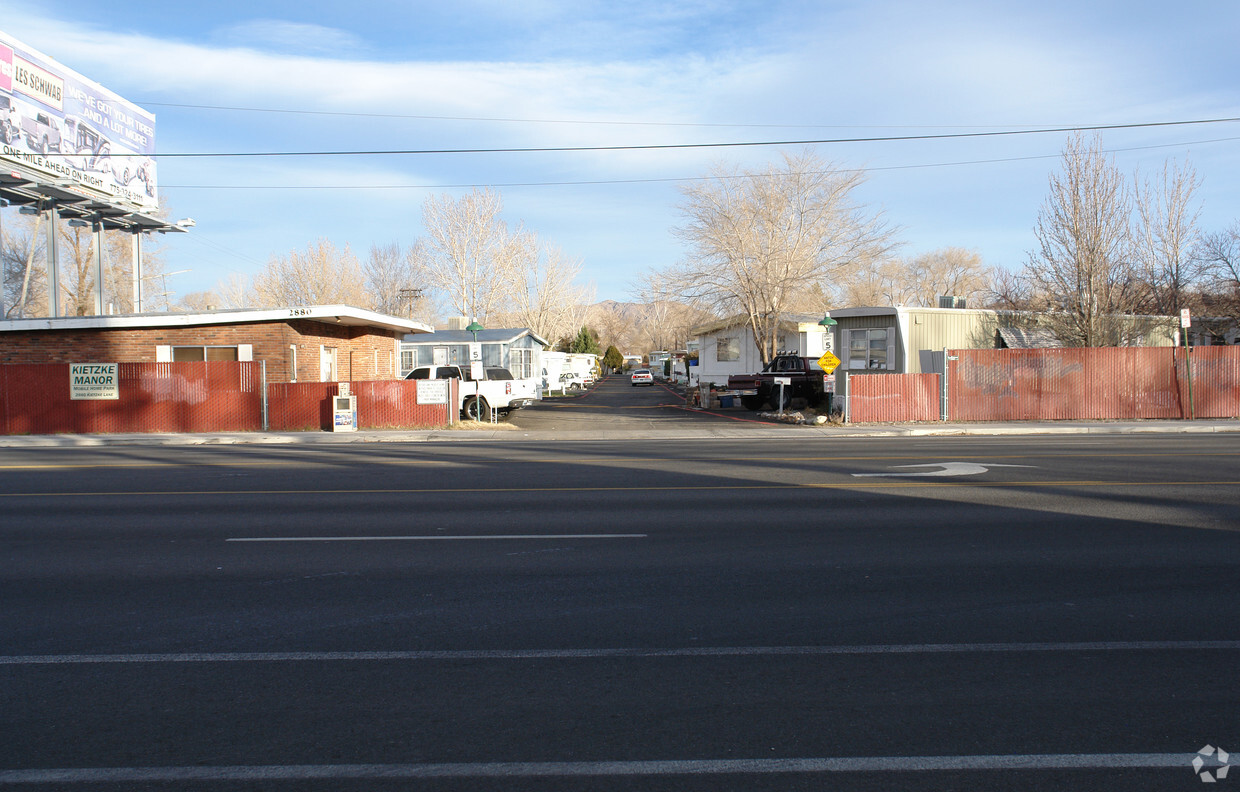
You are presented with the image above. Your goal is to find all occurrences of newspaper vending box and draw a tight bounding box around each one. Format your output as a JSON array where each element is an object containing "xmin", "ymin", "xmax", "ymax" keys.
[{"xmin": 332, "ymin": 394, "xmax": 357, "ymax": 432}]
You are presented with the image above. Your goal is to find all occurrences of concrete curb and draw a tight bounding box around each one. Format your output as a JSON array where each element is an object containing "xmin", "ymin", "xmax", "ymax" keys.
[{"xmin": 0, "ymin": 420, "xmax": 1236, "ymax": 447}]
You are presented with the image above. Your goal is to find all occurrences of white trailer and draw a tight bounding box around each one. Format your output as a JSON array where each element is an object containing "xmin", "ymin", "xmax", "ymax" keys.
[
  {"xmin": 540, "ymin": 351, "xmax": 570, "ymax": 393},
  {"xmin": 565, "ymin": 353, "xmax": 600, "ymax": 384}
]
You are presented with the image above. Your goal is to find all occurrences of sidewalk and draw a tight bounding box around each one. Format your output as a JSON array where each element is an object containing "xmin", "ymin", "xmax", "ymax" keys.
[{"xmin": 0, "ymin": 419, "xmax": 1236, "ymax": 447}]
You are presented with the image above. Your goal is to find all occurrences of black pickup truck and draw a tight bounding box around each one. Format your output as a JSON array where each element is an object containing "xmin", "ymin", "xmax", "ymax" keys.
[{"xmin": 727, "ymin": 354, "xmax": 827, "ymax": 410}]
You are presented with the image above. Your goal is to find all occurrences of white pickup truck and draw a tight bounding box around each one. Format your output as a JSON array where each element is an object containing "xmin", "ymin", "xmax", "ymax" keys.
[{"xmin": 404, "ymin": 364, "xmax": 538, "ymax": 419}]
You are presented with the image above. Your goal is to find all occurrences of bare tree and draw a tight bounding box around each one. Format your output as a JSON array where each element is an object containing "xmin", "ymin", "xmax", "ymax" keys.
[
  {"xmin": 831, "ymin": 248, "xmax": 991, "ymax": 310},
  {"xmin": 214, "ymin": 272, "xmax": 253, "ymax": 310},
  {"xmin": 982, "ymin": 266, "xmax": 1043, "ymax": 311},
  {"xmin": 494, "ymin": 244, "xmax": 593, "ymax": 342},
  {"xmin": 585, "ymin": 301, "xmax": 641, "ymax": 354},
  {"xmin": 834, "ymin": 253, "xmax": 898, "ymax": 307},
  {"xmin": 632, "ymin": 274, "xmax": 689, "ymax": 352},
  {"xmin": 174, "ymin": 273, "xmax": 251, "ymax": 312},
  {"xmin": 1133, "ymin": 158, "xmax": 1204, "ymax": 316},
  {"xmin": 59, "ymin": 226, "xmax": 153, "ymax": 315},
  {"xmin": 10, "ymin": 220, "xmax": 168, "ymax": 316},
  {"xmin": 1026, "ymin": 133, "xmax": 1140, "ymax": 346},
  {"xmin": 59, "ymin": 224, "xmax": 99, "ymax": 316},
  {"xmin": 363, "ymin": 242, "xmax": 433, "ymax": 319},
  {"xmin": 2, "ymin": 211, "xmax": 46, "ymax": 318},
  {"xmin": 900, "ymin": 247, "xmax": 993, "ymax": 306},
  {"xmin": 668, "ymin": 151, "xmax": 895, "ymax": 363},
  {"xmin": 252, "ymin": 238, "xmax": 369, "ymax": 308},
  {"xmin": 1197, "ymin": 222, "xmax": 1240, "ymax": 318},
  {"xmin": 410, "ymin": 189, "xmax": 530, "ymax": 324},
  {"xmin": 176, "ymin": 291, "xmax": 221, "ymax": 312}
]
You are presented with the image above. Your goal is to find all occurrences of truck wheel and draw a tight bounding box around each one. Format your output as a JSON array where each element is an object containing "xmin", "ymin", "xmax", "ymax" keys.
[
  {"xmin": 770, "ymin": 388, "xmax": 793, "ymax": 410},
  {"xmin": 740, "ymin": 395, "xmax": 764, "ymax": 411},
  {"xmin": 464, "ymin": 397, "xmax": 489, "ymax": 420}
]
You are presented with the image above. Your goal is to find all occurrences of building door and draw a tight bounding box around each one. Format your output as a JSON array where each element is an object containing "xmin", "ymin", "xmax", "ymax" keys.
[
  {"xmin": 433, "ymin": 346, "xmax": 448, "ymax": 365},
  {"xmin": 320, "ymin": 346, "xmax": 338, "ymax": 381}
]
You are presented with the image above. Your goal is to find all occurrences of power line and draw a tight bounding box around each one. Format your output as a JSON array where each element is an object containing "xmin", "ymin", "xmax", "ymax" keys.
[
  {"xmin": 137, "ymin": 100, "xmax": 1068, "ymax": 130},
  {"xmin": 157, "ymin": 135, "xmax": 1240, "ymax": 191},
  {"xmin": 150, "ymin": 116, "xmax": 1240, "ymax": 158}
]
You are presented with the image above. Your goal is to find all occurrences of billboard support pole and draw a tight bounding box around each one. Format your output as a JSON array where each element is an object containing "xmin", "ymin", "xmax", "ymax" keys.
[
  {"xmin": 131, "ymin": 232, "xmax": 143, "ymax": 313},
  {"xmin": 92, "ymin": 220, "xmax": 104, "ymax": 315},
  {"xmin": 0, "ymin": 200, "xmax": 5, "ymax": 318},
  {"xmin": 46, "ymin": 203, "xmax": 60, "ymax": 318}
]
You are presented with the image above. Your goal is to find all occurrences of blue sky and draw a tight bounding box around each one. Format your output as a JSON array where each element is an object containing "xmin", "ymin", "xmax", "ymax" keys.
[{"xmin": 3, "ymin": 0, "xmax": 1238, "ymax": 304}]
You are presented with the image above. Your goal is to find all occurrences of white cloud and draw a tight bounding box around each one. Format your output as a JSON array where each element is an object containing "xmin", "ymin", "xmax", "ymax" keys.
[
  {"xmin": 214, "ymin": 19, "xmax": 368, "ymax": 56},
  {"xmin": 3, "ymin": 0, "xmax": 1238, "ymax": 302}
]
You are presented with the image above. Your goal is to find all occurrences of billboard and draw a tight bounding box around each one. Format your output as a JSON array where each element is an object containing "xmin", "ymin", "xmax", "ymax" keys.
[{"xmin": 0, "ymin": 29, "xmax": 157, "ymax": 211}]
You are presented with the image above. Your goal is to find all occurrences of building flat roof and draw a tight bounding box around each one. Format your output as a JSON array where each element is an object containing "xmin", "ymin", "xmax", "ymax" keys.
[
  {"xmin": 401, "ymin": 328, "xmax": 549, "ymax": 346},
  {"xmin": 0, "ymin": 305, "xmax": 434, "ymax": 335}
]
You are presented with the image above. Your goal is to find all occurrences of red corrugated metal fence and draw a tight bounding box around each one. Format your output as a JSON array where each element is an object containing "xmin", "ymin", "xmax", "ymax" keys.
[
  {"xmin": 1, "ymin": 363, "xmax": 460, "ymax": 435},
  {"xmin": 948, "ymin": 347, "xmax": 1240, "ymax": 421},
  {"xmin": 266, "ymin": 381, "xmax": 335, "ymax": 432},
  {"xmin": 848, "ymin": 373, "xmax": 940, "ymax": 422},
  {"xmin": 1181, "ymin": 346, "xmax": 1240, "ymax": 419},
  {"xmin": 354, "ymin": 379, "xmax": 459, "ymax": 429},
  {"xmin": 0, "ymin": 362, "xmax": 265, "ymax": 434},
  {"xmin": 266, "ymin": 379, "xmax": 459, "ymax": 431}
]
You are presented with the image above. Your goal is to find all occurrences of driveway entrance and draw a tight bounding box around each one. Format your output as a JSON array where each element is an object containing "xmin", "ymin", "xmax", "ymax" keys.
[{"xmin": 507, "ymin": 375, "xmax": 772, "ymax": 432}]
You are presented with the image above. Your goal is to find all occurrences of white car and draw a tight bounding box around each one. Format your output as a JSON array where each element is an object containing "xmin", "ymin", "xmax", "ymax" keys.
[{"xmin": 630, "ymin": 369, "xmax": 654, "ymax": 386}]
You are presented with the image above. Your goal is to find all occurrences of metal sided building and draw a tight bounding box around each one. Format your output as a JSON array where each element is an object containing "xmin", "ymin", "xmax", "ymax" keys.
[
  {"xmin": 399, "ymin": 328, "xmax": 549, "ymax": 380},
  {"xmin": 829, "ymin": 305, "xmax": 1179, "ymax": 377},
  {"xmin": 690, "ymin": 313, "xmax": 833, "ymax": 387},
  {"xmin": 830, "ymin": 306, "xmax": 1000, "ymax": 375}
]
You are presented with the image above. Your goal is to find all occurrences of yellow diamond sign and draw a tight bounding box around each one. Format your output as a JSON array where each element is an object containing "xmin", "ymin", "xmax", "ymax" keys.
[{"xmin": 817, "ymin": 350, "xmax": 841, "ymax": 374}]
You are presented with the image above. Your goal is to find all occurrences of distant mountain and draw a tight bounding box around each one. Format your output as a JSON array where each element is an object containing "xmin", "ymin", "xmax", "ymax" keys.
[{"xmin": 588, "ymin": 300, "xmax": 650, "ymax": 320}]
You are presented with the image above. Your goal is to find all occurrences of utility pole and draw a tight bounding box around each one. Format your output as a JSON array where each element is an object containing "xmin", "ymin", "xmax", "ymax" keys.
[{"xmin": 397, "ymin": 287, "xmax": 424, "ymax": 317}]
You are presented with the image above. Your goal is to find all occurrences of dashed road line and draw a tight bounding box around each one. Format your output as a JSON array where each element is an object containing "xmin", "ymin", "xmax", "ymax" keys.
[
  {"xmin": 225, "ymin": 533, "xmax": 647, "ymax": 542},
  {"xmin": 3, "ymin": 640, "xmax": 1236, "ymax": 666},
  {"xmin": 0, "ymin": 753, "xmax": 1202, "ymax": 783}
]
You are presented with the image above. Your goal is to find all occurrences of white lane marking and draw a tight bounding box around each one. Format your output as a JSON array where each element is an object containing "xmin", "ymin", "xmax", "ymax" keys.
[
  {"xmin": 226, "ymin": 534, "xmax": 647, "ymax": 542},
  {"xmin": 0, "ymin": 754, "xmax": 1198, "ymax": 782},
  {"xmin": 852, "ymin": 462, "xmax": 1035, "ymax": 477},
  {"xmin": 3, "ymin": 641, "xmax": 1236, "ymax": 665}
]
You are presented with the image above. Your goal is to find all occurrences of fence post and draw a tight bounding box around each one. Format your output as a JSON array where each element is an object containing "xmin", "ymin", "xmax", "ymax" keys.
[
  {"xmin": 1186, "ymin": 341, "xmax": 1195, "ymax": 420},
  {"xmin": 841, "ymin": 371, "xmax": 851, "ymax": 423},
  {"xmin": 940, "ymin": 347, "xmax": 949, "ymax": 422},
  {"xmin": 261, "ymin": 360, "xmax": 268, "ymax": 431}
]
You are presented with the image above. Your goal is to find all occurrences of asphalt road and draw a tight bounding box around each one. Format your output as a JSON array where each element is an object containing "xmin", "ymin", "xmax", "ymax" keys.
[
  {"xmin": 1, "ymin": 428, "xmax": 1238, "ymax": 790},
  {"xmin": 508, "ymin": 373, "xmax": 781, "ymax": 431}
]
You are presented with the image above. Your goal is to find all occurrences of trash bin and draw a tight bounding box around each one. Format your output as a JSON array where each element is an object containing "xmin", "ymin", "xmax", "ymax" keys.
[{"xmin": 719, "ymin": 395, "xmax": 734, "ymax": 408}]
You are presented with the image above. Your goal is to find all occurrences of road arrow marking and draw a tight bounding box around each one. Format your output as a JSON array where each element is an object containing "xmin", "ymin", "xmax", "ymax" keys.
[{"xmin": 852, "ymin": 463, "xmax": 1035, "ymax": 478}]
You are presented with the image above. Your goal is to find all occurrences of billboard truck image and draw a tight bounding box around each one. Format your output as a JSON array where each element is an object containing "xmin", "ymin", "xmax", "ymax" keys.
[{"xmin": 0, "ymin": 29, "xmax": 157, "ymax": 210}]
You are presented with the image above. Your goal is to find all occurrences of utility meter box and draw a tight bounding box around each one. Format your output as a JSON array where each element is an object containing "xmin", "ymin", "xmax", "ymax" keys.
[{"xmin": 331, "ymin": 394, "xmax": 357, "ymax": 432}]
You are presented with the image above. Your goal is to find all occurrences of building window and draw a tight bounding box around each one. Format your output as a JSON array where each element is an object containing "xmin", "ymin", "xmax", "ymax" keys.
[
  {"xmin": 172, "ymin": 345, "xmax": 239, "ymax": 362},
  {"xmin": 848, "ymin": 328, "xmax": 889, "ymax": 370},
  {"xmin": 510, "ymin": 348, "xmax": 534, "ymax": 379},
  {"xmin": 716, "ymin": 337, "xmax": 740, "ymax": 362}
]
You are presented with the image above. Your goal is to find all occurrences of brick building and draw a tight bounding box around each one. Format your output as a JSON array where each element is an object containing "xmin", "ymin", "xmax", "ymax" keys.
[{"xmin": 0, "ymin": 305, "xmax": 432, "ymax": 382}]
